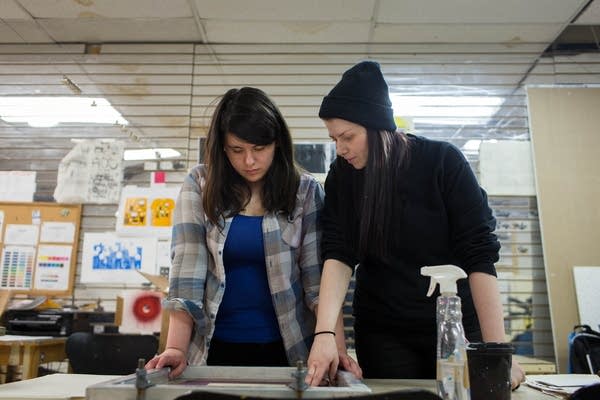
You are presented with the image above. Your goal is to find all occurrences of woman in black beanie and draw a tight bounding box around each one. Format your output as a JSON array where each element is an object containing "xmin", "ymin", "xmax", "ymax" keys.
[{"xmin": 305, "ymin": 61, "xmax": 525, "ymax": 389}]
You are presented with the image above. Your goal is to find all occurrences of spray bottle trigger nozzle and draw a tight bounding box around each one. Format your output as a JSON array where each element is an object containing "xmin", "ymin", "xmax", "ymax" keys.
[{"xmin": 426, "ymin": 279, "xmax": 437, "ymax": 297}]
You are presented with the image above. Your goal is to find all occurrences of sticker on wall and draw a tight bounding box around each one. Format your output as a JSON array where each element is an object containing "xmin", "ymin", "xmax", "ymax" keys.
[
  {"xmin": 119, "ymin": 289, "xmax": 163, "ymax": 334},
  {"xmin": 31, "ymin": 209, "xmax": 41, "ymax": 225}
]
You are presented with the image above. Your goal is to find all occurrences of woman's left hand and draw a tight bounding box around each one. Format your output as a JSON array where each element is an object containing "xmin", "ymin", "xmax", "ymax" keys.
[
  {"xmin": 338, "ymin": 352, "xmax": 363, "ymax": 379},
  {"xmin": 511, "ymin": 358, "xmax": 526, "ymax": 390}
]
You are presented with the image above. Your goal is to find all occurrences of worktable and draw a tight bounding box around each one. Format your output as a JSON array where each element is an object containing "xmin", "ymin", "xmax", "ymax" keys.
[
  {"xmin": 513, "ymin": 355, "xmax": 557, "ymax": 374},
  {"xmin": 0, "ymin": 335, "xmax": 67, "ymax": 381},
  {"xmin": 0, "ymin": 372, "xmax": 556, "ymax": 400}
]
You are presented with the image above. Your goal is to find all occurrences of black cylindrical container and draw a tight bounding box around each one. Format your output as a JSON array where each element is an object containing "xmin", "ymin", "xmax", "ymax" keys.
[{"xmin": 467, "ymin": 342, "xmax": 514, "ymax": 400}]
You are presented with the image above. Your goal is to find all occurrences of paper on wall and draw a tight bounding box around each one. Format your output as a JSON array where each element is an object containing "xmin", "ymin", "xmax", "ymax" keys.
[
  {"xmin": 40, "ymin": 221, "xmax": 76, "ymax": 243},
  {"xmin": 4, "ymin": 224, "xmax": 39, "ymax": 246},
  {"xmin": 1, "ymin": 245, "xmax": 36, "ymax": 289},
  {"xmin": 479, "ymin": 140, "xmax": 536, "ymax": 196},
  {"xmin": 573, "ymin": 266, "xmax": 600, "ymax": 330},
  {"xmin": 33, "ymin": 245, "xmax": 72, "ymax": 291},
  {"xmin": 54, "ymin": 140, "xmax": 125, "ymax": 204},
  {"xmin": 156, "ymin": 240, "xmax": 171, "ymax": 270},
  {"xmin": 0, "ymin": 171, "xmax": 36, "ymax": 202}
]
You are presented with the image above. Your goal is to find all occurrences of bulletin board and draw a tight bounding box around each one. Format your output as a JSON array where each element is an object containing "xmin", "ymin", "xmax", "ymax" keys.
[{"xmin": 0, "ymin": 201, "xmax": 82, "ymax": 296}]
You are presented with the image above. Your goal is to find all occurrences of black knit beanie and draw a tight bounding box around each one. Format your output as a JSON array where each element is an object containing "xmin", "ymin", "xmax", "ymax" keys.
[{"xmin": 319, "ymin": 61, "xmax": 396, "ymax": 132}]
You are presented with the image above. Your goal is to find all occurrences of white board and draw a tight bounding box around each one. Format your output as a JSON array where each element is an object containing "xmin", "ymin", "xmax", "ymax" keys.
[
  {"xmin": 479, "ymin": 140, "xmax": 536, "ymax": 196},
  {"xmin": 573, "ymin": 266, "xmax": 600, "ymax": 330}
]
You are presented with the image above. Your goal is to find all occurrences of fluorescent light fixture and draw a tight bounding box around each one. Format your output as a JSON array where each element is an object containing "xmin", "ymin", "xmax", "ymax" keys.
[
  {"xmin": 124, "ymin": 148, "xmax": 181, "ymax": 161},
  {"xmin": 391, "ymin": 95, "xmax": 504, "ymax": 126},
  {"xmin": 0, "ymin": 97, "xmax": 128, "ymax": 127}
]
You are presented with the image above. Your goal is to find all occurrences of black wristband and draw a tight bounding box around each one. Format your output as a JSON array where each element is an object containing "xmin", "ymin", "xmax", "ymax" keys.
[{"xmin": 313, "ymin": 330, "xmax": 336, "ymax": 337}]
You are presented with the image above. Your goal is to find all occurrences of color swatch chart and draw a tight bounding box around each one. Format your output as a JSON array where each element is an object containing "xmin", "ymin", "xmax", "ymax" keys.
[
  {"xmin": 33, "ymin": 245, "xmax": 72, "ymax": 291},
  {"xmin": 37, "ymin": 254, "xmax": 69, "ymax": 268},
  {"xmin": 1, "ymin": 245, "xmax": 35, "ymax": 289}
]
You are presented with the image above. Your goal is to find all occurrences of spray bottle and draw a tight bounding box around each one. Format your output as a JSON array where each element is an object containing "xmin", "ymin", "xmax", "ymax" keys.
[{"xmin": 421, "ymin": 265, "xmax": 470, "ymax": 400}]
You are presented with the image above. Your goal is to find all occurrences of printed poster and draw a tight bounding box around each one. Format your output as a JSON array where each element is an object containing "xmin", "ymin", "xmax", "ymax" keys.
[
  {"xmin": 33, "ymin": 245, "xmax": 72, "ymax": 291},
  {"xmin": 80, "ymin": 232, "xmax": 157, "ymax": 284},
  {"xmin": 119, "ymin": 289, "xmax": 164, "ymax": 334},
  {"xmin": 1, "ymin": 245, "xmax": 36, "ymax": 289},
  {"xmin": 54, "ymin": 140, "xmax": 124, "ymax": 204},
  {"xmin": 116, "ymin": 185, "xmax": 179, "ymax": 238}
]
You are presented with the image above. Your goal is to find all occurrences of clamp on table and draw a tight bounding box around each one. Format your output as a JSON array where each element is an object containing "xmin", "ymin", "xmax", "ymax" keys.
[
  {"xmin": 289, "ymin": 360, "xmax": 310, "ymax": 398},
  {"xmin": 135, "ymin": 358, "xmax": 155, "ymax": 400}
]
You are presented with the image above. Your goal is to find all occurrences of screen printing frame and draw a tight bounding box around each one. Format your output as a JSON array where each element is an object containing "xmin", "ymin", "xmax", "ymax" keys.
[{"xmin": 86, "ymin": 365, "xmax": 371, "ymax": 400}]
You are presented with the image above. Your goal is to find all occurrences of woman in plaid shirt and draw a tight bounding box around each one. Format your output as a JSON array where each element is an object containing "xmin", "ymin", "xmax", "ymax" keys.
[{"xmin": 145, "ymin": 87, "xmax": 360, "ymax": 379}]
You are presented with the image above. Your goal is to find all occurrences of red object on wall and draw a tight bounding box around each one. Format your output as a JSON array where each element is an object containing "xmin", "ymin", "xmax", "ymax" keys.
[
  {"xmin": 153, "ymin": 171, "xmax": 166, "ymax": 184},
  {"xmin": 132, "ymin": 294, "xmax": 161, "ymax": 322}
]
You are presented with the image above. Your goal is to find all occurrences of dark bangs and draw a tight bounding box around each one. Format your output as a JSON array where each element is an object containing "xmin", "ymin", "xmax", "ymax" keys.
[{"xmin": 220, "ymin": 97, "xmax": 278, "ymax": 146}]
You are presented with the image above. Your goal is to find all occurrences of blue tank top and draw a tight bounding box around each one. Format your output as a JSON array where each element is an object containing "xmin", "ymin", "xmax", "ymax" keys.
[{"xmin": 213, "ymin": 214, "xmax": 281, "ymax": 343}]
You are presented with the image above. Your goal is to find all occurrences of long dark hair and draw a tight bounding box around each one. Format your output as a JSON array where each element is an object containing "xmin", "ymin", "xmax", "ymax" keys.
[
  {"xmin": 202, "ymin": 87, "xmax": 300, "ymax": 227},
  {"xmin": 358, "ymin": 129, "xmax": 410, "ymax": 260}
]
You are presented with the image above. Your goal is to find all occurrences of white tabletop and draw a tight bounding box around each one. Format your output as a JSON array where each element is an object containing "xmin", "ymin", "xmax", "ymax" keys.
[
  {"xmin": 0, "ymin": 373, "xmax": 117, "ymax": 400},
  {"xmin": 0, "ymin": 335, "xmax": 55, "ymax": 342}
]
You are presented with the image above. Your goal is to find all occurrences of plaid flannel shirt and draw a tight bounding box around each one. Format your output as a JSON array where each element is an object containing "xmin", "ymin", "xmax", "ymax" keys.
[{"xmin": 164, "ymin": 165, "xmax": 324, "ymax": 365}]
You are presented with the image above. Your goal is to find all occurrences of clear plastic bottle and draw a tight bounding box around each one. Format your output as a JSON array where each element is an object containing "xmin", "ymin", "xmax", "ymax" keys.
[{"xmin": 422, "ymin": 265, "xmax": 470, "ymax": 400}]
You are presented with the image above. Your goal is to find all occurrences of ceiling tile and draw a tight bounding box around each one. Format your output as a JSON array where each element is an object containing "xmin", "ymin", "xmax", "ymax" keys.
[
  {"xmin": 0, "ymin": 0, "xmax": 596, "ymax": 53},
  {"xmin": 17, "ymin": 0, "xmax": 192, "ymax": 18},
  {"xmin": 572, "ymin": 0, "xmax": 600, "ymax": 24},
  {"xmin": 0, "ymin": 20, "xmax": 25, "ymax": 43},
  {"xmin": 0, "ymin": 0, "xmax": 32, "ymax": 19},
  {"xmin": 377, "ymin": 0, "xmax": 589, "ymax": 24},
  {"xmin": 372, "ymin": 23, "xmax": 564, "ymax": 44},
  {"xmin": 204, "ymin": 20, "xmax": 371, "ymax": 43},
  {"xmin": 192, "ymin": 0, "xmax": 374, "ymax": 21},
  {"xmin": 38, "ymin": 18, "xmax": 201, "ymax": 42},
  {"xmin": 2, "ymin": 20, "xmax": 55, "ymax": 43}
]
